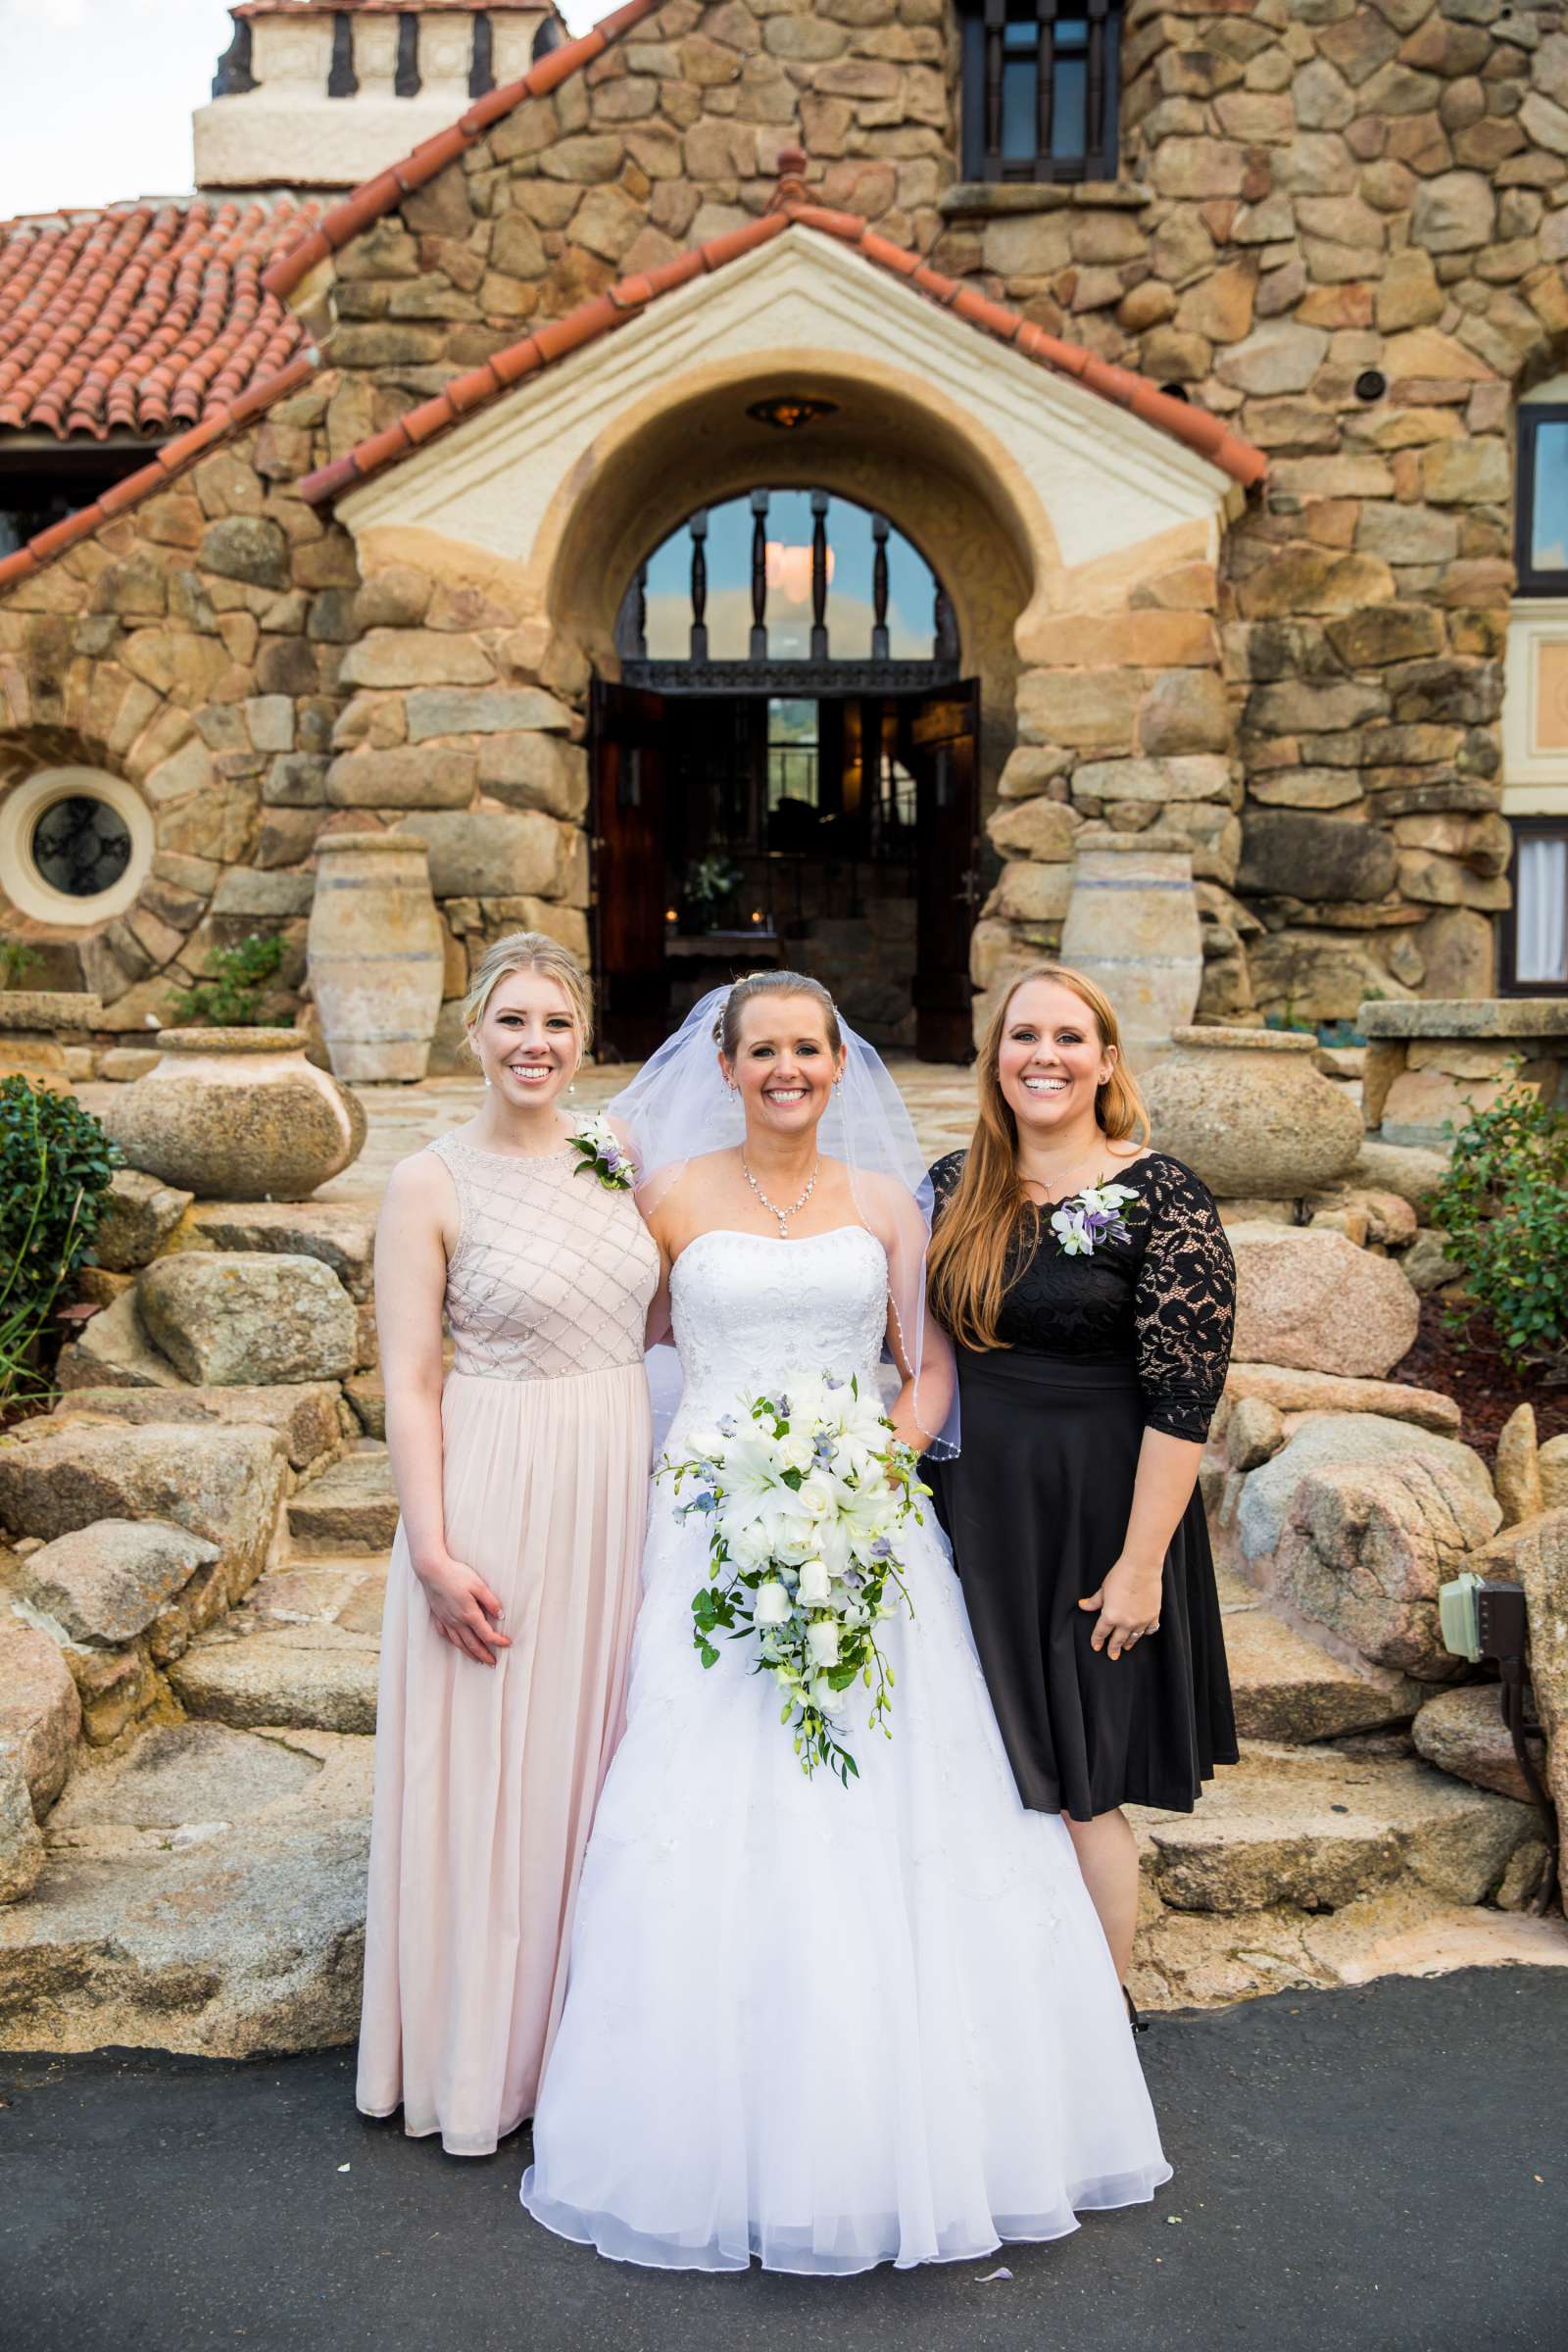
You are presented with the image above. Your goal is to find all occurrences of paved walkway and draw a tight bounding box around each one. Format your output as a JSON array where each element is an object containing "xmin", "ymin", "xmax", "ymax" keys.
[{"xmin": 4, "ymin": 1969, "xmax": 1564, "ymax": 2352}]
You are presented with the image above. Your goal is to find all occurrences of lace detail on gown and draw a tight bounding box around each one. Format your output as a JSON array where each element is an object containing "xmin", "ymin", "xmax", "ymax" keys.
[
  {"xmin": 521, "ymin": 1227, "xmax": 1171, "ymax": 2274},
  {"xmin": 429, "ymin": 1134, "xmax": 658, "ymax": 1381},
  {"xmin": 929, "ymin": 1148, "xmax": 1234, "ymax": 1442}
]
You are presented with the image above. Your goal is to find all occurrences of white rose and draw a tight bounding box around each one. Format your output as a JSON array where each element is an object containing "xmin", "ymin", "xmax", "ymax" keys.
[
  {"xmin": 687, "ymin": 1427, "xmax": 728, "ymax": 1464},
  {"xmin": 769, "ymin": 1513, "xmax": 815, "ymax": 1563},
  {"xmin": 753, "ymin": 1580, "xmax": 791, "ymax": 1627},
  {"xmin": 796, "ymin": 1476, "xmax": 834, "ymax": 1522},
  {"xmin": 778, "ymin": 1433, "xmax": 815, "ymax": 1475},
  {"xmin": 728, "ymin": 1520, "xmax": 774, "ymax": 1571},
  {"xmin": 806, "ymin": 1617, "xmax": 840, "ymax": 1668},
  {"xmin": 798, "ymin": 1557, "xmax": 831, "ymax": 1605}
]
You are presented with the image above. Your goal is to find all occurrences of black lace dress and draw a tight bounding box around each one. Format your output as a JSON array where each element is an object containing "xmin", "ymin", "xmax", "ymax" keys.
[{"xmin": 929, "ymin": 1150, "xmax": 1238, "ymax": 1821}]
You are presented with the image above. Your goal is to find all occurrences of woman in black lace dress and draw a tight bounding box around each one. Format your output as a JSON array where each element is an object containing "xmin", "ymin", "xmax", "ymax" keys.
[{"xmin": 928, "ymin": 963, "xmax": 1237, "ymax": 1996}]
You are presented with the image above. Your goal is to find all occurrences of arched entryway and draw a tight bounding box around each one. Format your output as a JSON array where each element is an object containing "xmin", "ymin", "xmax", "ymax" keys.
[{"xmin": 594, "ymin": 487, "xmax": 980, "ymax": 1061}]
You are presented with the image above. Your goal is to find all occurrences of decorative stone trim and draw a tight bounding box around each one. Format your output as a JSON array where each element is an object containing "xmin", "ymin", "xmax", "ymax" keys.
[
  {"xmin": 938, "ymin": 181, "xmax": 1152, "ymax": 218},
  {"xmin": 0, "ymin": 768, "xmax": 155, "ymax": 927}
]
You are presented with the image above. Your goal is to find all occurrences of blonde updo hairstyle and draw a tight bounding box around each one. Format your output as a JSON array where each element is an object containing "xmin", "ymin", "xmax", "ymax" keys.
[
  {"xmin": 714, "ymin": 968, "xmax": 844, "ymax": 1061},
  {"xmin": 461, "ymin": 931, "xmax": 593, "ymax": 1072},
  {"xmin": 927, "ymin": 962, "xmax": 1151, "ymax": 1353}
]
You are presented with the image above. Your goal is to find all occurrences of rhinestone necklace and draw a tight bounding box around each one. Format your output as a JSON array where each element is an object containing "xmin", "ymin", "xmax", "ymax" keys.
[{"xmin": 742, "ymin": 1153, "xmax": 820, "ymax": 1240}]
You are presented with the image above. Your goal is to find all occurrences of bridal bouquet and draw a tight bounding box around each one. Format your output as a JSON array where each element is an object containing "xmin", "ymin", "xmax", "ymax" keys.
[{"xmin": 662, "ymin": 1373, "xmax": 931, "ymax": 1787}]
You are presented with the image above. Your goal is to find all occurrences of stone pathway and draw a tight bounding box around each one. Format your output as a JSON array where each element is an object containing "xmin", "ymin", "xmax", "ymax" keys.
[{"xmin": 6, "ymin": 1071, "xmax": 1562, "ymax": 2059}]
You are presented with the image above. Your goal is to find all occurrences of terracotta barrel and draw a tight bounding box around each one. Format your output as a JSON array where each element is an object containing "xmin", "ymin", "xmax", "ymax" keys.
[
  {"xmin": 307, "ymin": 832, "xmax": 445, "ymax": 1084},
  {"xmin": 1142, "ymin": 1025, "xmax": 1363, "ymax": 1199},
  {"xmin": 1058, "ymin": 827, "xmax": 1202, "ymax": 1064},
  {"xmin": 102, "ymin": 1028, "xmax": 367, "ymax": 1201}
]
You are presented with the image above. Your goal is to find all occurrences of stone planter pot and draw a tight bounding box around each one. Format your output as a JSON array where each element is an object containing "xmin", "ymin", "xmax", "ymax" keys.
[
  {"xmin": 101, "ymin": 1029, "xmax": 367, "ymax": 1202},
  {"xmin": 307, "ymin": 832, "xmax": 444, "ymax": 1084},
  {"xmin": 1058, "ymin": 828, "xmax": 1202, "ymax": 1065},
  {"xmin": 1142, "ymin": 1024, "xmax": 1363, "ymax": 1200}
]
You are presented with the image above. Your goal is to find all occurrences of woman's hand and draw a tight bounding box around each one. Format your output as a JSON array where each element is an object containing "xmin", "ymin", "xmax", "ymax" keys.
[
  {"xmin": 414, "ymin": 1550, "xmax": 513, "ymax": 1667},
  {"xmin": 1079, "ymin": 1553, "xmax": 1163, "ymax": 1661}
]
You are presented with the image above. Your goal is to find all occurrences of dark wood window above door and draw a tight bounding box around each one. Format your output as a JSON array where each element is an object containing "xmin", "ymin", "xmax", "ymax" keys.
[
  {"xmin": 959, "ymin": 0, "xmax": 1122, "ymax": 185},
  {"xmin": 615, "ymin": 489, "xmax": 959, "ymax": 697}
]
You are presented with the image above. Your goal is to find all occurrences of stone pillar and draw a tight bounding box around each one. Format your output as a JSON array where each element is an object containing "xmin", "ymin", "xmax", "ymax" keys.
[{"xmin": 1059, "ymin": 827, "xmax": 1204, "ymax": 1066}]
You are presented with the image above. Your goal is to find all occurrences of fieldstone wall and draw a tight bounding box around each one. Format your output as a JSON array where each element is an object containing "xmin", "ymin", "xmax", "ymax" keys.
[
  {"xmin": 4, "ymin": 0, "xmax": 1568, "ymax": 1036},
  {"xmin": 0, "ymin": 377, "xmax": 362, "ymax": 1031},
  {"xmin": 327, "ymin": 554, "xmax": 591, "ymax": 1064},
  {"xmin": 273, "ymin": 0, "xmax": 1568, "ymax": 1026}
]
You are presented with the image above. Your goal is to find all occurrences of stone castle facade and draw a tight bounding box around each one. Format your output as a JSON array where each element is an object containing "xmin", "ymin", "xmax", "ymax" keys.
[{"xmin": 2, "ymin": 0, "xmax": 1567, "ymax": 1058}]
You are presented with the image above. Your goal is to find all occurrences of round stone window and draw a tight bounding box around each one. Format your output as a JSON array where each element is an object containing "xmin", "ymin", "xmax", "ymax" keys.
[{"xmin": 0, "ymin": 767, "xmax": 154, "ymax": 925}]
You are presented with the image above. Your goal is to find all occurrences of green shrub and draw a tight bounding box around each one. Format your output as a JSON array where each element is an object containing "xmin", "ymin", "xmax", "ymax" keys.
[
  {"xmin": 0, "ymin": 941, "xmax": 41, "ymax": 990},
  {"xmin": 0, "ymin": 1079, "xmax": 121, "ymax": 1410},
  {"xmin": 1431, "ymin": 1077, "xmax": 1568, "ymax": 1376},
  {"xmin": 168, "ymin": 931, "xmax": 286, "ymax": 1027}
]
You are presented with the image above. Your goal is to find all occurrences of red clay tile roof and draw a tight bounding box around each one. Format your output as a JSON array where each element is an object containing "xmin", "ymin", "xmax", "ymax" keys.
[
  {"xmin": 0, "ymin": 350, "xmax": 318, "ymax": 594},
  {"xmin": 0, "ymin": 195, "xmax": 323, "ymax": 442},
  {"xmin": 298, "ymin": 203, "xmax": 1268, "ymax": 509},
  {"xmin": 234, "ymin": 2, "xmax": 548, "ymax": 12},
  {"xmin": 261, "ymin": 0, "xmax": 661, "ymax": 299}
]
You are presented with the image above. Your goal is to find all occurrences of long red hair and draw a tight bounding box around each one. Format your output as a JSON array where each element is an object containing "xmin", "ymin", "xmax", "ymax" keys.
[{"xmin": 927, "ymin": 963, "xmax": 1151, "ymax": 1352}]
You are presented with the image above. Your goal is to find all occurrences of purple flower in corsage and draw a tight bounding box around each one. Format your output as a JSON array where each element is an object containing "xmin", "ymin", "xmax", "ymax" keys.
[
  {"xmin": 569, "ymin": 1114, "xmax": 638, "ymax": 1193},
  {"xmin": 1050, "ymin": 1179, "xmax": 1139, "ymax": 1258}
]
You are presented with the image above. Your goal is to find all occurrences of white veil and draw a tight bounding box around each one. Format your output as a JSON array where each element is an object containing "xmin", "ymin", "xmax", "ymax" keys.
[{"xmin": 612, "ymin": 985, "xmax": 959, "ymax": 1460}]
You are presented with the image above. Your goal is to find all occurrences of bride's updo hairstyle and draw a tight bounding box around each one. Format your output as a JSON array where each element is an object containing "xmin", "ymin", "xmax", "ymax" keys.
[
  {"xmin": 462, "ymin": 931, "xmax": 593, "ymax": 1066},
  {"xmin": 927, "ymin": 962, "xmax": 1151, "ymax": 1353},
  {"xmin": 715, "ymin": 969, "xmax": 843, "ymax": 1060}
]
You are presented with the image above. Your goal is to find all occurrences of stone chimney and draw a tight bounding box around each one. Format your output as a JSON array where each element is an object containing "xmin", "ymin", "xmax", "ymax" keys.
[{"xmin": 194, "ymin": 2, "xmax": 563, "ymax": 193}]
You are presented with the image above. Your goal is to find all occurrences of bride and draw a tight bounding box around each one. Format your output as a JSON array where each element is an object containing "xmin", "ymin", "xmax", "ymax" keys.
[{"xmin": 521, "ymin": 972, "xmax": 1169, "ymax": 2275}]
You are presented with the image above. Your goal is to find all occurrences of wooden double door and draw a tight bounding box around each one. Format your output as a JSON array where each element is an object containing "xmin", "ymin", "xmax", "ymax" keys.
[{"xmin": 590, "ymin": 677, "xmax": 981, "ymax": 1064}]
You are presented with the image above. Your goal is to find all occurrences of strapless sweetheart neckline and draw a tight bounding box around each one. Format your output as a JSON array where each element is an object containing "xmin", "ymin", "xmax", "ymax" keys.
[{"xmin": 671, "ymin": 1223, "xmax": 883, "ymax": 1273}]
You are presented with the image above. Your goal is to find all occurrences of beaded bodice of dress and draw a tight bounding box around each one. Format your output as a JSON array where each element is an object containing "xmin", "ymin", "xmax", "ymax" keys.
[
  {"xmin": 430, "ymin": 1133, "xmax": 659, "ymax": 1381},
  {"xmin": 668, "ymin": 1226, "xmax": 889, "ymax": 1425}
]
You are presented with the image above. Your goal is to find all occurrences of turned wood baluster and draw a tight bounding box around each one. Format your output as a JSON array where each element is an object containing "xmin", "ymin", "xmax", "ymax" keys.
[
  {"xmin": 935, "ymin": 582, "xmax": 958, "ymax": 664},
  {"xmin": 983, "ymin": 0, "xmax": 1005, "ymax": 181},
  {"xmin": 395, "ymin": 14, "xmax": 421, "ymax": 96},
  {"xmin": 1035, "ymin": 0, "xmax": 1056, "ymax": 181},
  {"xmin": 1087, "ymin": 0, "xmax": 1110, "ymax": 177},
  {"xmin": 871, "ymin": 513, "xmax": 890, "ymax": 660},
  {"xmin": 750, "ymin": 489, "xmax": 769, "ymax": 661},
  {"xmin": 689, "ymin": 510, "xmax": 710, "ymax": 662},
  {"xmin": 810, "ymin": 490, "xmax": 829, "ymax": 661}
]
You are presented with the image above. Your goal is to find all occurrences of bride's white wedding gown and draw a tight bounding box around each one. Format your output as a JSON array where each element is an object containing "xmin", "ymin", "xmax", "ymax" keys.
[{"xmin": 521, "ymin": 1225, "xmax": 1171, "ymax": 2275}]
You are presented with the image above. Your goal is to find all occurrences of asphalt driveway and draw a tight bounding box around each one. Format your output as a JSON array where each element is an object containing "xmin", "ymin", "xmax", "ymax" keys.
[{"xmin": 3, "ymin": 1966, "xmax": 1565, "ymax": 2352}]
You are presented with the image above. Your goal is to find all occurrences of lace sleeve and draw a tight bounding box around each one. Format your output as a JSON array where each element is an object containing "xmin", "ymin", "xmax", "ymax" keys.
[
  {"xmin": 1133, "ymin": 1157, "xmax": 1235, "ymax": 1443},
  {"xmin": 928, "ymin": 1151, "xmax": 966, "ymax": 1217}
]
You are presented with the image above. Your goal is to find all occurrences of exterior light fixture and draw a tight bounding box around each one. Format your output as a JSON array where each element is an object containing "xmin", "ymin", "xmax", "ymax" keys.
[
  {"xmin": 1354, "ymin": 369, "xmax": 1388, "ymax": 403},
  {"xmin": 747, "ymin": 396, "xmax": 839, "ymax": 431}
]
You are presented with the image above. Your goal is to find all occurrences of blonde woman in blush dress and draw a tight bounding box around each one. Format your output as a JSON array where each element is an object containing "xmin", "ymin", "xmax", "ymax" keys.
[{"xmin": 357, "ymin": 932, "xmax": 660, "ymax": 2156}]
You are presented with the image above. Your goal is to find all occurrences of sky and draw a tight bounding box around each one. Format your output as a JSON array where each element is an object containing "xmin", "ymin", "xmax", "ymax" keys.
[{"xmin": 0, "ymin": 0, "xmax": 602, "ymax": 221}]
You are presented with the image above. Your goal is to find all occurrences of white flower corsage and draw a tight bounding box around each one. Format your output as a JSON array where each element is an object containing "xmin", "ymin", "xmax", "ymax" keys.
[
  {"xmin": 1050, "ymin": 1178, "xmax": 1139, "ymax": 1258},
  {"xmin": 568, "ymin": 1114, "xmax": 637, "ymax": 1192}
]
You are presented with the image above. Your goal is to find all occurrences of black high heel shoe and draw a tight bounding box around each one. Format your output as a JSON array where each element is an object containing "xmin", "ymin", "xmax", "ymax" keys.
[{"xmin": 1123, "ymin": 1985, "xmax": 1149, "ymax": 2034}]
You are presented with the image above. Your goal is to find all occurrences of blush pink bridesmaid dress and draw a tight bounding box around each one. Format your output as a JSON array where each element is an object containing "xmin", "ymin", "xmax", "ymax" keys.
[{"xmin": 357, "ymin": 1131, "xmax": 661, "ymax": 2156}]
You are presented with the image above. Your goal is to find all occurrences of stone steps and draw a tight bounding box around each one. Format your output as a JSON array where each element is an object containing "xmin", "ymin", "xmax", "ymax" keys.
[
  {"xmin": 285, "ymin": 1448, "xmax": 399, "ymax": 1553},
  {"xmin": 169, "ymin": 1622, "xmax": 379, "ymax": 1736},
  {"xmin": 1130, "ymin": 1740, "xmax": 1536, "ymax": 1919},
  {"xmin": 1221, "ymin": 1602, "xmax": 1420, "ymax": 1743},
  {"xmin": 0, "ymin": 1722, "xmax": 371, "ymax": 2056}
]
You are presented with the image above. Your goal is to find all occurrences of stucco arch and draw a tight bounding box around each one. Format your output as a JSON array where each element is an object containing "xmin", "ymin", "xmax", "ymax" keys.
[{"xmin": 533, "ymin": 353, "xmax": 1040, "ymax": 798}]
